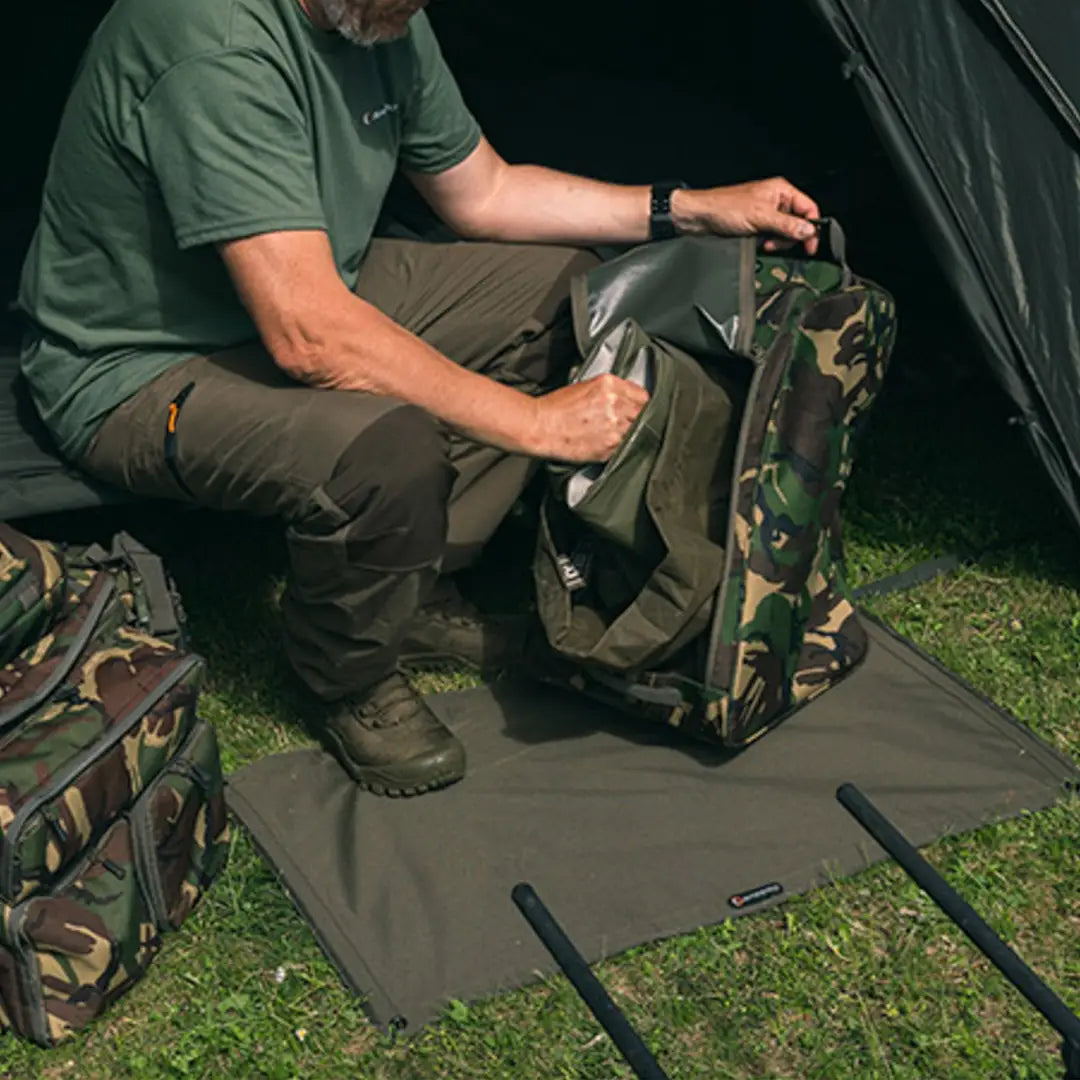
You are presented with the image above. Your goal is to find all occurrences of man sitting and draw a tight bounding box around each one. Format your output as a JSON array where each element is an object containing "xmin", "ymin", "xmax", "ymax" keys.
[{"xmin": 19, "ymin": 0, "xmax": 822, "ymax": 796}]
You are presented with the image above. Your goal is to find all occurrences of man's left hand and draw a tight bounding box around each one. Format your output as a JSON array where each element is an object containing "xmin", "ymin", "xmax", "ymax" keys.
[{"xmin": 672, "ymin": 177, "xmax": 821, "ymax": 255}]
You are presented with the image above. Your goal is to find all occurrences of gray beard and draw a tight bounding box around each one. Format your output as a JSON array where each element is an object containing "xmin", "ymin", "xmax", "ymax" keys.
[{"xmin": 318, "ymin": 0, "xmax": 409, "ymax": 45}]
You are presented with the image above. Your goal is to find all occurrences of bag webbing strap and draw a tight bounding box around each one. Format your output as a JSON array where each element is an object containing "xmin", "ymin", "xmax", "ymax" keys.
[
  {"xmin": 853, "ymin": 553, "xmax": 966, "ymax": 601},
  {"xmin": 111, "ymin": 533, "xmax": 180, "ymax": 640},
  {"xmin": 73, "ymin": 534, "xmax": 181, "ymax": 641},
  {"xmin": 811, "ymin": 217, "xmax": 854, "ymax": 287}
]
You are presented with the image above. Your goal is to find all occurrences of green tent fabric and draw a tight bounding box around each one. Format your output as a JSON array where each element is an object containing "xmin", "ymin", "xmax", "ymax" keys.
[{"xmin": 802, "ymin": 0, "xmax": 1080, "ymax": 532}]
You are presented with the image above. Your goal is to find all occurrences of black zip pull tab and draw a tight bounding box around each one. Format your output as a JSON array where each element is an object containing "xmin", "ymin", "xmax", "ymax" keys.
[
  {"xmin": 42, "ymin": 805, "xmax": 69, "ymax": 847},
  {"xmin": 102, "ymin": 857, "xmax": 127, "ymax": 880},
  {"xmin": 189, "ymin": 763, "xmax": 212, "ymax": 792},
  {"xmin": 172, "ymin": 754, "xmax": 212, "ymax": 792}
]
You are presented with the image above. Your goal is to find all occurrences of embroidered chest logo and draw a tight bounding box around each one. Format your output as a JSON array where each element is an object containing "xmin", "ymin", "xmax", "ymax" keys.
[{"xmin": 362, "ymin": 102, "xmax": 400, "ymax": 126}]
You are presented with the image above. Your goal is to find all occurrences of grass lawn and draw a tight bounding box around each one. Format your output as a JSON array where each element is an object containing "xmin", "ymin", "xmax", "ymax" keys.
[{"xmin": 1, "ymin": 350, "xmax": 1077, "ymax": 1079}]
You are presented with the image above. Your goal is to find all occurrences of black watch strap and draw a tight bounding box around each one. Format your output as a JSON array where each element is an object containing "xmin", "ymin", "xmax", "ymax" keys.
[{"xmin": 649, "ymin": 180, "xmax": 688, "ymax": 241}]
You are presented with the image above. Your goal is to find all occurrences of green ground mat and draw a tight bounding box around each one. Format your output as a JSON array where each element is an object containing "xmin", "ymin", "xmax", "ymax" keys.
[{"xmin": 226, "ymin": 618, "xmax": 1077, "ymax": 1033}]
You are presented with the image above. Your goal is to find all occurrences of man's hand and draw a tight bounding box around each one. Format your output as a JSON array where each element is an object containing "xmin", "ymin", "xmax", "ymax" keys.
[
  {"xmin": 531, "ymin": 375, "xmax": 650, "ymax": 463},
  {"xmin": 672, "ymin": 177, "xmax": 821, "ymax": 254}
]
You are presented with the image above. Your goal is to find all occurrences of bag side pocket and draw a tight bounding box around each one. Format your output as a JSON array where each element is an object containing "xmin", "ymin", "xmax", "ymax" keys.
[
  {"xmin": 133, "ymin": 718, "xmax": 229, "ymax": 932},
  {"xmin": 0, "ymin": 719, "xmax": 228, "ymax": 1046},
  {"xmin": 4, "ymin": 816, "xmax": 162, "ymax": 1046}
]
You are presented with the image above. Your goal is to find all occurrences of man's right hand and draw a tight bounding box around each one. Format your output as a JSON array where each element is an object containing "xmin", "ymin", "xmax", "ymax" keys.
[{"xmin": 530, "ymin": 374, "xmax": 649, "ymax": 463}]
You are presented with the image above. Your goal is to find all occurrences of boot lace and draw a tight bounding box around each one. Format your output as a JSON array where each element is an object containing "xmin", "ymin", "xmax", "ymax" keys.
[{"xmin": 350, "ymin": 675, "xmax": 420, "ymax": 730}]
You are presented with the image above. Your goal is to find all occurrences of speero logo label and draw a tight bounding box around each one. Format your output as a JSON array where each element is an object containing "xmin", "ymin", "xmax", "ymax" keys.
[
  {"xmin": 362, "ymin": 102, "xmax": 400, "ymax": 126},
  {"xmin": 727, "ymin": 882, "xmax": 784, "ymax": 910}
]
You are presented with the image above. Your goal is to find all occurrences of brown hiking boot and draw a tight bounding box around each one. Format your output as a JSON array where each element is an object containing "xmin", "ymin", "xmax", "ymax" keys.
[
  {"xmin": 319, "ymin": 671, "xmax": 465, "ymax": 797},
  {"xmin": 399, "ymin": 580, "xmax": 530, "ymax": 673}
]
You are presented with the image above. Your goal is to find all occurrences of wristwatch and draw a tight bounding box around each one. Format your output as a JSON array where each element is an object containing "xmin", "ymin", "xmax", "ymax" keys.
[{"xmin": 649, "ymin": 180, "xmax": 689, "ymax": 241}]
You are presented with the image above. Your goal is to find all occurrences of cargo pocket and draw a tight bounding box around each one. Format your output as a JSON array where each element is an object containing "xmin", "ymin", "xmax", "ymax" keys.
[
  {"xmin": 133, "ymin": 718, "xmax": 229, "ymax": 932},
  {"xmin": 5, "ymin": 816, "xmax": 162, "ymax": 1046}
]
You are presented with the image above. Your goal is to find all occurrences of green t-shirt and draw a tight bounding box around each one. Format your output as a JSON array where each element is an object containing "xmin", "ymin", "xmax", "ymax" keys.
[{"xmin": 18, "ymin": 0, "xmax": 481, "ymax": 460}]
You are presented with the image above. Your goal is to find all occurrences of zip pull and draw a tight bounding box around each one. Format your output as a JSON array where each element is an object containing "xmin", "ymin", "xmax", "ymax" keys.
[
  {"xmin": 189, "ymin": 764, "xmax": 212, "ymax": 792},
  {"xmin": 172, "ymin": 757, "xmax": 212, "ymax": 793},
  {"xmin": 42, "ymin": 805, "xmax": 69, "ymax": 846},
  {"xmin": 102, "ymin": 857, "xmax": 127, "ymax": 880},
  {"xmin": 54, "ymin": 685, "xmax": 82, "ymax": 706}
]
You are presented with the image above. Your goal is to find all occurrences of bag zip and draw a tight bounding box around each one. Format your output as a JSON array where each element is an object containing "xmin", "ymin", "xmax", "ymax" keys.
[
  {"xmin": 735, "ymin": 237, "xmax": 756, "ymax": 356},
  {"xmin": 0, "ymin": 575, "xmax": 116, "ymax": 735},
  {"xmin": 132, "ymin": 720, "xmax": 211, "ymax": 930},
  {"xmin": 0, "ymin": 654, "xmax": 201, "ymax": 902},
  {"xmin": 704, "ymin": 286, "xmax": 803, "ymax": 701},
  {"xmin": 7, "ymin": 900, "xmax": 49, "ymax": 1046},
  {"xmin": 131, "ymin": 797, "xmax": 169, "ymax": 930}
]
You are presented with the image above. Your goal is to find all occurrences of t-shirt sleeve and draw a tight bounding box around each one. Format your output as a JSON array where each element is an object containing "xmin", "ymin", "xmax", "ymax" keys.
[
  {"xmin": 398, "ymin": 14, "xmax": 482, "ymax": 174},
  {"xmin": 135, "ymin": 51, "xmax": 326, "ymax": 250}
]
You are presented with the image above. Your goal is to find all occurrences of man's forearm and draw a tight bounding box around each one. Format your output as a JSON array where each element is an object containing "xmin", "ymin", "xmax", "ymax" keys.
[
  {"xmin": 413, "ymin": 141, "xmax": 705, "ymax": 245},
  {"xmin": 285, "ymin": 297, "xmax": 546, "ymax": 454},
  {"xmin": 281, "ymin": 297, "xmax": 647, "ymax": 465},
  {"xmin": 461, "ymin": 164, "xmax": 657, "ymax": 245},
  {"xmin": 448, "ymin": 164, "xmax": 712, "ymax": 246}
]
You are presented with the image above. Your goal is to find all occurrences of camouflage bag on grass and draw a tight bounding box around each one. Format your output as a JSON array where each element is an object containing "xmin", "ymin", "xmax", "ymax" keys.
[
  {"xmin": 0, "ymin": 527, "xmax": 229, "ymax": 1046},
  {"xmin": 534, "ymin": 224, "xmax": 897, "ymax": 748}
]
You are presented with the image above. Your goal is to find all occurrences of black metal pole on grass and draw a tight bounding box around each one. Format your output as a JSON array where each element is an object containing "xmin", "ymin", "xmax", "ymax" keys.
[
  {"xmin": 511, "ymin": 883, "xmax": 671, "ymax": 1080},
  {"xmin": 836, "ymin": 783, "xmax": 1080, "ymax": 1080}
]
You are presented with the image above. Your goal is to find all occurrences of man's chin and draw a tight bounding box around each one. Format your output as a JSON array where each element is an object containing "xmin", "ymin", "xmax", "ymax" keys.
[
  {"xmin": 342, "ymin": 22, "xmax": 410, "ymax": 45},
  {"xmin": 373, "ymin": 23, "xmax": 411, "ymax": 42}
]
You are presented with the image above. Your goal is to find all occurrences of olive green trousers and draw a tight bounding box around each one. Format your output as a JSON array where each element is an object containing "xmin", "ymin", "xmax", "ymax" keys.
[{"xmin": 81, "ymin": 240, "xmax": 596, "ymax": 699}]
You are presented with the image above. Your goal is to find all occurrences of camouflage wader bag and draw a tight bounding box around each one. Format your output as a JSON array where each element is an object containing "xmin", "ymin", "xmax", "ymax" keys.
[
  {"xmin": 0, "ymin": 525, "xmax": 229, "ymax": 1046},
  {"xmin": 534, "ymin": 225, "xmax": 898, "ymax": 748}
]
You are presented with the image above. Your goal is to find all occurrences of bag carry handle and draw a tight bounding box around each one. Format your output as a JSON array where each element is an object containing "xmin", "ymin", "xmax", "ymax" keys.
[
  {"xmin": 76, "ymin": 533, "xmax": 183, "ymax": 641},
  {"xmin": 810, "ymin": 217, "xmax": 854, "ymax": 287},
  {"xmin": 112, "ymin": 533, "xmax": 182, "ymax": 640}
]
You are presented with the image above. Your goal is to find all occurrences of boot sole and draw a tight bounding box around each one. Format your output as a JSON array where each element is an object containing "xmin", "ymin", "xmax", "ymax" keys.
[
  {"xmin": 319, "ymin": 725, "xmax": 466, "ymax": 798},
  {"xmin": 398, "ymin": 649, "xmax": 516, "ymax": 677},
  {"xmin": 399, "ymin": 649, "xmax": 480, "ymax": 670}
]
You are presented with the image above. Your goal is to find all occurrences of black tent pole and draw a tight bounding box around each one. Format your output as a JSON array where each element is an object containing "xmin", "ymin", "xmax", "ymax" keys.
[
  {"xmin": 511, "ymin": 883, "xmax": 671, "ymax": 1080},
  {"xmin": 836, "ymin": 783, "xmax": 1080, "ymax": 1080}
]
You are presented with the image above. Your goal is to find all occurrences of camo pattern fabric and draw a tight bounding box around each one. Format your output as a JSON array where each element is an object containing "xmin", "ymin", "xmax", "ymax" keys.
[
  {"xmin": 0, "ymin": 719, "xmax": 229, "ymax": 1045},
  {"xmin": 1, "ymin": 572, "xmax": 121, "ymax": 701},
  {"xmin": 0, "ymin": 527, "xmax": 67, "ymax": 669},
  {"xmin": 703, "ymin": 256, "xmax": 898, "ymax": 745},
  {"xmin": 139, "ymin": 720, "xmax": 229, "ymax": 931},
  {"xmin": 0, "ymin": 571, "xmax": 204, "ymax": 905}
]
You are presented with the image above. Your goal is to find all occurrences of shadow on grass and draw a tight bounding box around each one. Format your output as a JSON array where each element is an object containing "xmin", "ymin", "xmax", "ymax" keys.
[{"xmin": 845, "ymin": 335, "xmax": 1075, "ymax": 572}]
